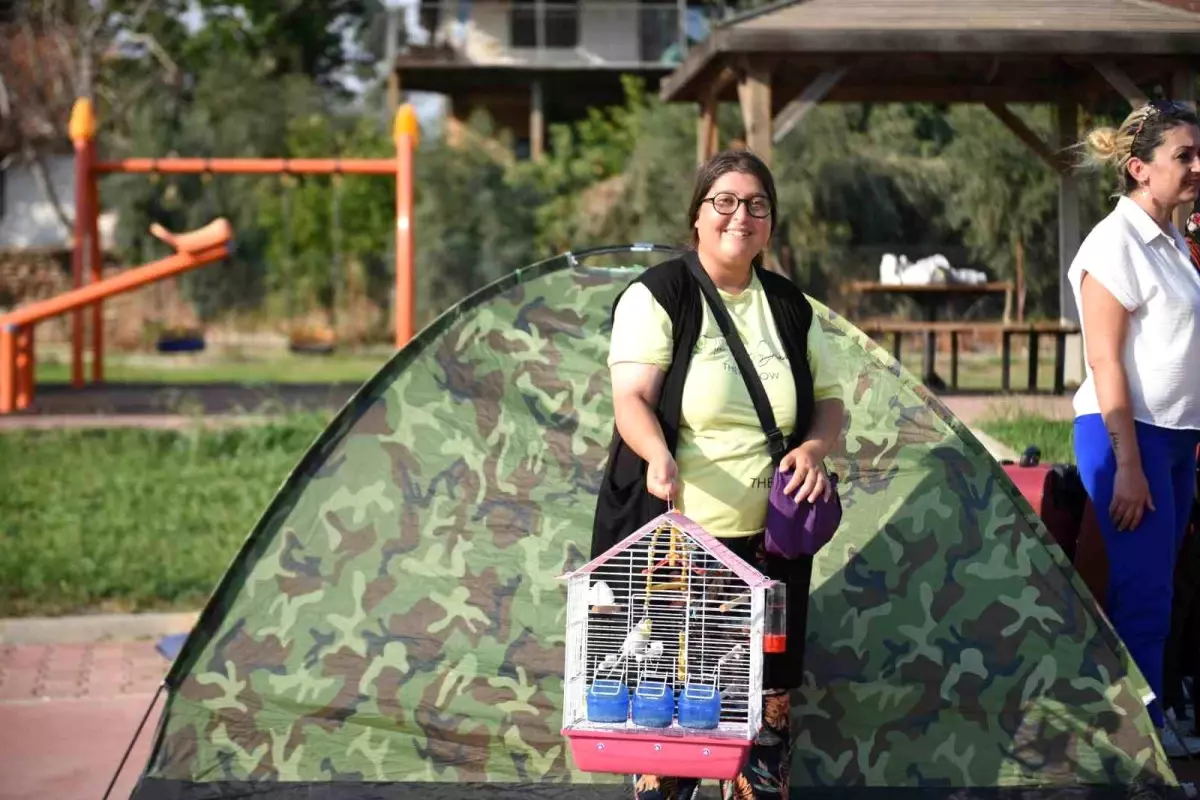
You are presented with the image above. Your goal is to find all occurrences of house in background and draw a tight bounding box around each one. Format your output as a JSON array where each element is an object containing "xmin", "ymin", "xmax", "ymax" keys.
[
  {"xmin": 393, "ymin": 0, "xmax": 724, "ymax": 159},
  {"xmin": 0, "ymin": 152, "xmax": 117, "ymax": 252}
]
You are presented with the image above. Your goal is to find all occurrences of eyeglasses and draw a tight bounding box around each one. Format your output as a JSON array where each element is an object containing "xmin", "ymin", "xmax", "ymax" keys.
[{"xmin": 703, "ymin": 192, "xmax": 772, "ymax": 219}]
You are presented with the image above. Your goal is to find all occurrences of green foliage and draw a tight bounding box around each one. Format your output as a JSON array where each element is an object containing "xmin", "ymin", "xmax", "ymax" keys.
[
  {"xmin": 413, "ymin": 112, "xmax": 543, "ymax": 325},
  {"xmin": 254, "ymin": 113, "xmax": 396, "ymax": 325},
  {"xmin": 90, "ymin": 1, "xmax": 1142, "ymax": 340},
  {"xmin": 0, "ymin": 415, "xmax": 330, "ymax": 616},
  {"xmin": 937, "ymin": 106, "xmax": 1061, "ymax": 317},
  {"xmin": 508, "ymin": 77, "xmax": 751, "ymax": 256},
  {"xmin": 185, "ymin": 0, "xmax": 371, "ymax": 87}
]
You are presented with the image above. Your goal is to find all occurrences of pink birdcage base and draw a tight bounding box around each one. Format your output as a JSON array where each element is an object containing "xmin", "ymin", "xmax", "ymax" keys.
[{"xmin": 563, "ymin": 728, "xmax": 751, "ymax": 780}]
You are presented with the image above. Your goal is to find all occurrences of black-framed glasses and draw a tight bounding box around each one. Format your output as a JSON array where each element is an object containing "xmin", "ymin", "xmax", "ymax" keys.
[{"xmin": 703, "ymin": 192, "xmax": 771, "ymax": 219}]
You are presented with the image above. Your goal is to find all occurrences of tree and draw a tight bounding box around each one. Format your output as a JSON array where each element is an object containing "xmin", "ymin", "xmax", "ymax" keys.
[
  {"xmin": 937, "ymin": 106, "xmax": 1061, "ymax": 318},
  {"xmin": 413, "ymin": 111, "xmax": 542, "ymax": 326},
  {"xmin": 0, "ymin": 0, "xmax": 188, "ymax": 235}
]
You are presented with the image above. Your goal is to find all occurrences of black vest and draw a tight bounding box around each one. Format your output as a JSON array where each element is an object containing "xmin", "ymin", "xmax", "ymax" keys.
[{"xmin": 590, "ymin": 254, "xmax": 817, "ymax": 559}]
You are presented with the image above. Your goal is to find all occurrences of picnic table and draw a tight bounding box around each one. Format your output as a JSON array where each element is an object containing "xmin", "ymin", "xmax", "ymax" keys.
[{"xmin": 848, "ymin": 280, "xmax": 1014, "ymax": 389}]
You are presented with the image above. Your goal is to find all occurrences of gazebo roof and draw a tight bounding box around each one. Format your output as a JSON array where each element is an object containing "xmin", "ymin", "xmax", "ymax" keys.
[{"xmin": 661, "ymin": 0, "xmax": 1200, "ymax": 105}]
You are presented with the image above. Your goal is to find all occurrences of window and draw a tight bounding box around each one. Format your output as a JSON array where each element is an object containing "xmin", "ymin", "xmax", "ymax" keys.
[
  {"xmin": 511, "ymin": 1, "xmax": 536, "ymax": 47},
  {"xmin": 543, "ymin": 2, "xmax": 579, "ymax": 48},
  {"xmin": 510, "ymin": 1, "xmax": 579, "ymax": 49}
]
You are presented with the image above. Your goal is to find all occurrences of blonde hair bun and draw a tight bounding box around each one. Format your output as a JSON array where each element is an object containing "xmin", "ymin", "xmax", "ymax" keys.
[{"xmin": 1085, "ymin": 127, "xmax": 1122, "ymax": 165}]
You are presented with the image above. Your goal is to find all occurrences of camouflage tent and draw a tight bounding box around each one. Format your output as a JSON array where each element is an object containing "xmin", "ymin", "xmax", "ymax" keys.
[{"xmin": 129, "ymin": 246, "xmax": 1181, "ymax": 799}]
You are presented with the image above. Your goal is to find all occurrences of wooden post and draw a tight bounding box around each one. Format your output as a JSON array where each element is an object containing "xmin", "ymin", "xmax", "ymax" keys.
[
  {"xmin": 1001, "ymin": 332, "xmax": 1012, "ymax": 392},
  {"xmin": 1027, "ymin": 332, "xmax": 1040, "ymax": 392},
  {"xmin": 69, "ymin": 98, "xmax": 96, "ymax": 388},
  {"xmin": 1054, "ymin": 334, "xmax": 1067, "ymax": 396},
  {"xmin": 950, "ymin": 331, "xmax": 959, "ymax": 390},
  {"xmin": 985, "ymin": 102, "xmax": 1066, "ymax": 174},
  {"xmin": 531, "ymin": 80, "xmax": 545, "ymax": 161},
  {"xmin": 1092, "ymin": 61, "xmax": 1149, "ymax": 108},
  {"xmin": 737, "ymin": 62, "xmax": 772, "ymax": 165},
  {"xmin": 697, "ymin": 98, "xmax": 718, "ymax": 165},
  {"xmin": 393, "ymin": 104, "xmax": 419, "ymax": 349},
  {"xmin": 774, "ymin": 68, "xmax": 846, "ymax": 144},
  {"xmin": 1057, "ymin": 98, "xmax": 1081, "ymax": 325}
]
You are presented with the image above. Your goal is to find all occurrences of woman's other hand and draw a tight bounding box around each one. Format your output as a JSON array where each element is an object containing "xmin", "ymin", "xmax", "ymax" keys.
[
  {"xmin": 1111, "ymin": 462, "xmax": 1155, "ymax": 531},
  {"xmin": 646, "ymin": 450, "xmax": 678, "ymax": 502},
  {"xmin": 779, "ymin": 444, "xmax": 830, "ymax": 505}
]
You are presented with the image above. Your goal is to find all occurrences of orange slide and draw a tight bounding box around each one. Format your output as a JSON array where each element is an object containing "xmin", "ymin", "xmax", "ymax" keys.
[{"xmin": 0, "ymin": 218, "xmax": 234, "ymax": 414}]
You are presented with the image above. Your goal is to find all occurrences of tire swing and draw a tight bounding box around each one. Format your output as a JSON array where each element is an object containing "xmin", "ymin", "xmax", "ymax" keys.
[{"xmin": 286, "ymin": 173, "xmax": 340, "ymax": 356}]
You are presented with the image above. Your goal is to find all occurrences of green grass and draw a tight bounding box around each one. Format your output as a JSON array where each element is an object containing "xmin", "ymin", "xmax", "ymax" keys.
[
  {"xmin": 976, "ymin": 413, "xmax": 1075, "ymax": 465},
  {"xmin": 36, "ymin": 348, "xmax": 391, "ymax": 385},
  {"xmin": 0, "ymin": 413, "xmax": 330, "ymax": 617}
]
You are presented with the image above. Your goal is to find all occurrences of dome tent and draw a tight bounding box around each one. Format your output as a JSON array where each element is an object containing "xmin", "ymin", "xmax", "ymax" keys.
[{"xmin": 126, "ymin": 245, "xmax": 1179, "ymax": 799}]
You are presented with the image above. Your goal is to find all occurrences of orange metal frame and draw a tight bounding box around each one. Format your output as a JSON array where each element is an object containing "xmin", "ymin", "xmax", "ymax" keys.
[
  {"xmin": 0, "ymin": 220, "xmax": 234, "ymax": 413},
  {"xmin": 4, "ymin": 98, "xmax": 419, "ymax": 415}
]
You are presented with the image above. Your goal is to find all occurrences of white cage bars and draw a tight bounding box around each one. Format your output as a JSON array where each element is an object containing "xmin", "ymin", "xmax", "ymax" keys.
[{"xmin": 561, "ymin": 513, "xmax": 772, "ymax": 744}]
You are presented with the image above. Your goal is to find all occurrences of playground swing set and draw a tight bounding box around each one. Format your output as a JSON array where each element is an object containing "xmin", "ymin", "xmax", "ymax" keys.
[{"xmin": 0, "ymin": 96, "xmax": 419, "ymax": 414}]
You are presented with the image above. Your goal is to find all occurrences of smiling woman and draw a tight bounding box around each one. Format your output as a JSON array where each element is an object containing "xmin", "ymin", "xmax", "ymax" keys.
[
  {"xmin": 591, "ymin": 150, "xmax": 846, "ymax": 800},
  {"xmin": 1068, "ymin": 99, "xmax": 1200, "ymax": 754}
]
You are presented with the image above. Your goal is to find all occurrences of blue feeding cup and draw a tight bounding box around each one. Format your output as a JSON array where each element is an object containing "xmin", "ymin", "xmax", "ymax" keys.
[
  {"xmin": 586, "ymin": 679, "xmax": 629, "ymax": 723},
  {"xmin": 632, "ymin": 680, "xmax": 674, "ymax": 728},
  {"xmin": 677, "ymin": 683, "xmax": 721, "ymax": 729}
]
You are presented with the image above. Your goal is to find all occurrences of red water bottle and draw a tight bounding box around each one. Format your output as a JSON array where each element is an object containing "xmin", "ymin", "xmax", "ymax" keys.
[{"xmin": 764, "ymin": 582, "xmax": 787, "ymax": 653}]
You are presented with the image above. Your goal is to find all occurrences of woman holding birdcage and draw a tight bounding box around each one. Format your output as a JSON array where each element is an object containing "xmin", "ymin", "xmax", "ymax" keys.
[{"xmin": 591, "ymin": 150, "xmax": 846, "ymax": 800}]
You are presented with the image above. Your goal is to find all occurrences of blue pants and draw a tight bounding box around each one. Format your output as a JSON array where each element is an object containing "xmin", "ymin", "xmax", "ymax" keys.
[{"xmin": 1074, "ymin": 414, "xmax": 1199, "ymax": 727}]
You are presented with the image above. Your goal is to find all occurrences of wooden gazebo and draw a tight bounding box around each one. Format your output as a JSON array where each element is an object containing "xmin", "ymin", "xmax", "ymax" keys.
[{"xmin": 659, "ymin": 0, "xmax": 1200, "ymax": 333}]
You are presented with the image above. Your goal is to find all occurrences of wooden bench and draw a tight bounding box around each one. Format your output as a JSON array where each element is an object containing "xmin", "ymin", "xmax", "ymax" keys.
[{"xmin": 855, "ymin": 320, "xmax": 1082, "ymax": 394}]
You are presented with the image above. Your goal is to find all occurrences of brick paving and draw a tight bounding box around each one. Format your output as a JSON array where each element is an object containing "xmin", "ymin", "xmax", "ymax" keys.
[{"xmin": 0, "ymin": 642, "xmax": 169, "ymax": 800}]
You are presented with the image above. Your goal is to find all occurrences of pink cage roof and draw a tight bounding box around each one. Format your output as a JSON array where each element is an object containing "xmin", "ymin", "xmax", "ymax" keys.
[{"xmin": 561, "ymin": 511, "xmax": 774, "ymax": 589}]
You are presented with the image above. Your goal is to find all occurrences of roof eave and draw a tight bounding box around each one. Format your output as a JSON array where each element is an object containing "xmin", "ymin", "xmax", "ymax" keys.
[{"xmin": 660, "ymin": 28, "xmax": 1200, "ymax": 103}]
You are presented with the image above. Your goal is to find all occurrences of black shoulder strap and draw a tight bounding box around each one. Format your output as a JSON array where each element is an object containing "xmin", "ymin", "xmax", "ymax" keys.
[{"xmin": 684, "ymin": 251, "xmax": 787, "ymax": 466}]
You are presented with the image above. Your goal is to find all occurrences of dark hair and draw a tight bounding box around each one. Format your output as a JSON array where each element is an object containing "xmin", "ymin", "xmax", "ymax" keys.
[
  {"xmin": 1083, "ymin": 100, "xmax": 1200, "ymax": 194},
  {"xmin": 687, "ymin": 149, "xmax": 777, "ymax": 268}
]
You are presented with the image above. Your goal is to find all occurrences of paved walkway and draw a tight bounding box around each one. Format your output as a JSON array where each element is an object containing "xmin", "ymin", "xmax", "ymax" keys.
[{"xmin": 0, "ymin": 642, "xmax": 167, "ymax": 800}]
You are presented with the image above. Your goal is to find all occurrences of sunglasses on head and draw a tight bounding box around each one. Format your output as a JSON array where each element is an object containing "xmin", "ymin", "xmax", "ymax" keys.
[{"xmin": 1131, "ymin": 100, "xmax": 1195, "ymax": 148}]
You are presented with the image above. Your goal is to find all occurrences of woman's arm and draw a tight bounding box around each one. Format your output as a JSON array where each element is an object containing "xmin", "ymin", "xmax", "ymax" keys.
[
  {"xmin": 797, "ymin": 398, "xmax": 845, "ymax": 461},
  {"xmin": 611, "ymin": 362, "xmax": 677, "ymax": 500},
  {"xmin": 1080, "ymin": 272, "xmax": 1153, "ymax": 530}
]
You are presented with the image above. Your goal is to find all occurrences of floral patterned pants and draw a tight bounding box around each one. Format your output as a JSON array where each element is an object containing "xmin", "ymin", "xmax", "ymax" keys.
[{"xmin": 632, "ymin": 690, "xmax": 791, "ymax": 800}]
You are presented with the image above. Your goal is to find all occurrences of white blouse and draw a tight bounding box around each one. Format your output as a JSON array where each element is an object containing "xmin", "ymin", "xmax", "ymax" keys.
[{"xmin": 1068, "ymin": 196, "xmax": 1200, "ymax": 430}]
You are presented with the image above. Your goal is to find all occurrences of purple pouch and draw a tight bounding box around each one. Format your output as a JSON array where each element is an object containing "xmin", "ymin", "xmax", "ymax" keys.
[{"xmin": 764, "ymin": 469, "xmax": 842, "ymax": 559}]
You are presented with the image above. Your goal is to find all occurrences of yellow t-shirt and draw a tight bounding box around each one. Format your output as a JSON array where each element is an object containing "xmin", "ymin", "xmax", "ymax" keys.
[{"xmin": 607, "ymin": 275, "xmax": 840, "ymax": 537}]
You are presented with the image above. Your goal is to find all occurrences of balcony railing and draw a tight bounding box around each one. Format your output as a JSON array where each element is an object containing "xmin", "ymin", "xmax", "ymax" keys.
[{"xmin": 396, "ymin": 1, "xmax": 718, "ymax": 69}]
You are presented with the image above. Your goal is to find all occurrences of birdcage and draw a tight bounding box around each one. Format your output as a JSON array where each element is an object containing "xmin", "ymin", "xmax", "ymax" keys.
[{"xmin": 559, "ymin": 511, "xmax": 787, "ymax": 780}]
